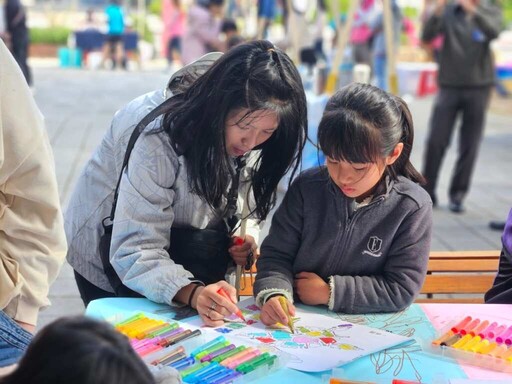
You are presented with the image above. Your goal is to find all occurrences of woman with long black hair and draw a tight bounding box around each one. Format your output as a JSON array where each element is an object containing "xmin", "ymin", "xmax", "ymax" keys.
[{"xmin": 65, "ymin": 40, "xmax": 307, "ymax": 326}]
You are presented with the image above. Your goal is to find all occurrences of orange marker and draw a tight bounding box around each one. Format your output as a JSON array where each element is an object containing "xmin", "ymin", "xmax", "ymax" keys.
[{"xmin": 217, "ymin": 287, "xmax": 246, "ymax": 322}]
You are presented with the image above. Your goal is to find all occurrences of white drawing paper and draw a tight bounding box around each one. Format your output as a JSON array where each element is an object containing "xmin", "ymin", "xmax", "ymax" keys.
[{"xmin": 189, "ymin": 297, "xmax": 413, "ymax": 372}]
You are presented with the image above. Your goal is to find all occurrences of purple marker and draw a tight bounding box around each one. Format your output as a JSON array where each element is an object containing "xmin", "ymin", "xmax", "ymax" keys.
[
  {"xmin": 488, "ymin": 324, "xmax": 507, "ymax": 341},
  {"xmin": 200, "ymin": 344, "xmax": 236, "ymax": 362},
  {"xmin": 495, "ymin": 325, "xmax": 512, "ymax": 344},
  {"xmin": 159, "ymin": 327, "xmax": 185, "ymax": 340}
]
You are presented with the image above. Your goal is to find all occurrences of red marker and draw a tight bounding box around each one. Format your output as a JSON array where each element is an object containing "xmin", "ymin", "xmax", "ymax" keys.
[
  {"xmin": 450, "ymin": 316, "xmax": 473, "ymax": 333},
  {"xmin": 460, "ymin": 318, "xmax": 480, "ymax": 335},
  {"xmin": 233, "ymin": 236, "xmax": 245, "ymax": 246},
  {"xmin": 217, "ymin": 288, "xmax": 246, "ymax": 322}
]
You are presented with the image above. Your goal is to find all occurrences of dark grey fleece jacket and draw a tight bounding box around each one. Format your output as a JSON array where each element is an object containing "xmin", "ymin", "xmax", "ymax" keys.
[
  {"xmin": 254, "ymin": 167, "xmax": 433, "ymax": 314},
  {"xmin": 421, "ymin": 2, "xmax": 502, "ymax": 88}
]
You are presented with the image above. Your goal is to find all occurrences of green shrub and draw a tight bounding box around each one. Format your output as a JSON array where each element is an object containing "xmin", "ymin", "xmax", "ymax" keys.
[
  {"xmin": 130, "ymin": 16, "xmax": 154, "ymax": 43},
  {"xmin": 148, "ymin": 0, "xmax": 162, "ymax": 15},
  {"xmin": 29, "ymin": 27, "xmax": 71, "ymax": 45}
]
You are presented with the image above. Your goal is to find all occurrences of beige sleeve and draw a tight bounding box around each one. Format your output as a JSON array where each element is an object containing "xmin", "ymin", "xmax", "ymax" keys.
[{"xmin": 0, "ymin": 41, "xmax": 67, "ymax": 325}]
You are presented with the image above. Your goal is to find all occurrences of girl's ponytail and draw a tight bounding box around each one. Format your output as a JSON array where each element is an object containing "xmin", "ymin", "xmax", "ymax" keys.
[{"xmin": 388, "ymin": 96, "xmax": 425, "ymax": 184}]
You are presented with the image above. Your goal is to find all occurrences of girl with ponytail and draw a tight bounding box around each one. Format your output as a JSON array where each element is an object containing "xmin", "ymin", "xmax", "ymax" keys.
[{"xmin": 254, "ymin": 83, "xmax": 433, "ymax": 322}]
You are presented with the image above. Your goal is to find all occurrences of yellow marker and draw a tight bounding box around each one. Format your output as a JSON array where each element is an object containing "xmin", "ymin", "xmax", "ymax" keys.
[
  {"xmin": 452, "ymin": 334, "xmax": 473, "ymax": 349},
  {"xmin": 470, "ymin": 339, "xmax": 489, "ymax": 353},
  {"xmin": 278, "ymin": 296, "xmax": 295, "ymax": 334},
  {"xmin": 461, "ymin": 336, "xmax": 482, "ymax": 351},
  {"xmin": 489, "ymin": 344, "xmax": 508, "ymax": 358}
]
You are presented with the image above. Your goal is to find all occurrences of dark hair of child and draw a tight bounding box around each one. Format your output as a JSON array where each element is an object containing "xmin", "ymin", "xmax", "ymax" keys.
[
  {"xmin": 318, "ymin": 82, "xmax": 425, "ymax": 185},
  {"xmin": 0, "ymin": 317, "xmax": 155, "ymax": 384}
]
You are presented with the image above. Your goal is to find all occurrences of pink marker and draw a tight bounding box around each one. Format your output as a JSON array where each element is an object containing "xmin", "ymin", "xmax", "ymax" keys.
[
  {"xmin": 478, "ymin": 321, "xmax": 498, "ymax": 339},
  {"xmin": 460, "ymin": 318, "xmax": 481, "ymax": 336},
  {"xmin": 225, "ymin": 349, "xmax": 262, "ymax": 370},
  {"xmin": 488, "ymin": 324, "xmax": 507, "ymax": 340},
  {"xmin": 469, "ymin": 320, "xmax": 489, "ymax": 337},
  {"xmin": 495, "ymin": 325, "xmax": 512, "ymax": 344}
]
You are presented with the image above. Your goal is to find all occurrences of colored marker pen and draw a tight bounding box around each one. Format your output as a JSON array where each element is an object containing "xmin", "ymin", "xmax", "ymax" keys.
[
  {"xmin": 495, "ymin": 326, "xmax": 512, "ymax": 344},
  {"xmin": 151, "ymin": 345, "xmax": 185, "ymax": 365},
  {"xmin": 161, "ymin": 352, "xmax": 189, "ymax": 366},
  {"xmin": 469, "ymin": 339, "xmax": 489, "ymax": 353},
  {"xmin": 235, "ymin": 352, "xmax": 270, "ymax": 372},
  {"xmin": 217, "ymin": 288, "xmax": 246, "ymax": 322},
  {"xmin": 117, "ymin": 312, "xmax": 145, "ymax": 326},
  {"xmin": 200, "ymin": 344, "xmax": 236, "ymax": 362},
  {"xmin": 168, "ymin": 329, "xmax": 202, "ymax": 346},
  {"xmin": 220, "ymin": 347, "xmax": 256, "ymax": 366},
  {"xmin": 169, "ymin": 356, "xmax": 195, "ymax": 370},
  {"xmin": 432, "ymin": 330, "xmax": 455, "ymax": 346},
  {"xmin": 184, "ymin": 361, "xmax": 222, "ymax": 381},
  {"xmin": 180, "ymin": 361, "xmax": 209, "ymax": 378},
  {"xmin": 278, "ymin": 296, "xmax": 295, "ymax": 334},
  {"xmin": 225, "ymin": 349, "xmax": 262, "ymax": 370},
  {"xmin": 211, "ymin": 345, "xmax": 246, "ymax": 364},
  {"xmin": 440, "ymin": 333, "xmax": 462, "ymax": 347},
  {"xmin": 461, "ymin": 336, "xmax": 481, "ymax": 351},
  {"xmin": 196, "ymin": 366, "xmax": 230, "ymax": 382},
  {"xmin": 487, "ymin": 324, "xmax": 506, "ymax": 340},
  {"xmin": 468, "ymin": 320, "xmax": 489, "ymax": 337},
  {"xmin": 147, "ymin": 322, "xmax": 179, "ymax": 338},
  {"xmin": 191, "ymin": 336, "xmax": 226, "ymax": 357},
  {"xmin": 478, "ymin": 321, "xmax": 498, "ymax": 339},
  {"xmin": 489, "ymin": 344, "xmax": 509, "ymax": 358},
  {"xmin": 450, "ymin": 316, "xmax": 473, "ymax": 333},
  {"xmin": 459, "ymin": 318, "xmax": 481, "ymax": 336},
  {"xmin": 239, "ymin": 354, "xmax": 278, "ymax": 375},
  {"xmin": 195, "ymin": 340, "xmax": 231, "ymax": 360},
  {"xmin": 452, "ymin": 334, "xmax": 473, "ymax": 349}
]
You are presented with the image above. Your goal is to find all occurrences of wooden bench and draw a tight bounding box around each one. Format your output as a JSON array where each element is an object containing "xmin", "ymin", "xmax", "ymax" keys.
[
  {"xmin": 239, "ymin": 250, "xmax": 501, "ymax": 303},
  {"xmin": 416, "ymin": 250, "xmax": 501, "ymax": 303}
]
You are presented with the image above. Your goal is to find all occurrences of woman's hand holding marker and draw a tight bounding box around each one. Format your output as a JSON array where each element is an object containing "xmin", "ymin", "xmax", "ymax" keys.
[
  {"xmin": 193, "ymin": 281, "xmax": 240, "ymax": 327},
  {"xmin": 260, "ymin": 295, "xmax": 296, "ymax": 329}
]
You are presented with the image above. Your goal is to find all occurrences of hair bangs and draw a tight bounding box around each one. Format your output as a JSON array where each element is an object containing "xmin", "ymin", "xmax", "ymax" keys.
[{"xmin": 318, "ymin": 109, "xmax": 382, "ymax": 164}]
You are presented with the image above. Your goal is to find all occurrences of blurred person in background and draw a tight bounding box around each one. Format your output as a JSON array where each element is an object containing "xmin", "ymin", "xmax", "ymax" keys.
[
  {"xmin": 102, "ymin": 0, "xmax": 125, "ymax": 70},
  {"xmin": 350, "ymin": 0, "xmax": 378, "ymax": 68},
  {"xmin": 182, "ymin": 0, "xmax": 224, "ymax": 65},
  {"xmin": 421, "ymin": 0, "xmax": 503, "ymax": 213},
  {"xmin": 163, "ymin": 0, "xmax": 185, "ymax": 72},
  {"xmin": 4, "ymin": 0, "xmax": 31, "ymax": 86},
  {"xmin": 369, "ymin": 0, "xmax": 402, "ymax": 91}
]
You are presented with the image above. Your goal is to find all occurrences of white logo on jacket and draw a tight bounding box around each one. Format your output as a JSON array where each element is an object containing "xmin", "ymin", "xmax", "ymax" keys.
[{"xmin": 362, "ymin": 236, "xmax": 383, "ymax": 257}]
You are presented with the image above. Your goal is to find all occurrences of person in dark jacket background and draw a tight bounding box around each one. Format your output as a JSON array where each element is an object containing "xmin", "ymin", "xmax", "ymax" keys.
[
  {"xmin": 421, "ymin": 0, "xmax": 502, "ymax": 213},
  {"xmin": 4, "ymin": 0, "xmax": 31, "ymax": 86}
]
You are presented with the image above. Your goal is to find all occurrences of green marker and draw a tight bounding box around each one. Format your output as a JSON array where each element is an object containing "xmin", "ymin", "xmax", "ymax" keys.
[
  {"xmin": 195, "ymin": 340, "xmax": 230, "ymax": 360},
  {"xmin": 235, "ymin": 352, "xmax": 270, "ymax": 372},
  {"xmin": 148, "ymin": 322, "xmax": 178, "ymax": 338},
  {"xmin": 211, "ymin": 345, "xmax": 246, "ymax": 363},
  {"xmin": 238, "ymin": 354, "xmax": 277, "ymax": 374},
  {"xmin": 117, "ymin": 313, "xmax": 145, "ymax": 326}
]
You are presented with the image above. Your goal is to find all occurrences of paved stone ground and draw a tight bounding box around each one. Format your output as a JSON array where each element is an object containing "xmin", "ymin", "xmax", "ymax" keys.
[{"xmin": 31, "ymin": 64, "xmax": 512, "ymax": 330}]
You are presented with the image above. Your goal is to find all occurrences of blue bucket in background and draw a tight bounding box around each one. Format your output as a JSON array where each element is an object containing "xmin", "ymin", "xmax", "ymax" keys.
[{"xmin": 59, "ymin": 47, "xmax": 82, "ymax": 68}]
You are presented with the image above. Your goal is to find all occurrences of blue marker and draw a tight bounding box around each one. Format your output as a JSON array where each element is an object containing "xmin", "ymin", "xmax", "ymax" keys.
[
  {"xmin": 184, "ymin": 362, "xmax": 223, "ymax": 382},
  {"xmin": 190, "ymin": 336, "xmax": 226, "ymax": 357},
  {"xmin": 169, "ymin": 356, "xmax": 195, "ymax": 370}
]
